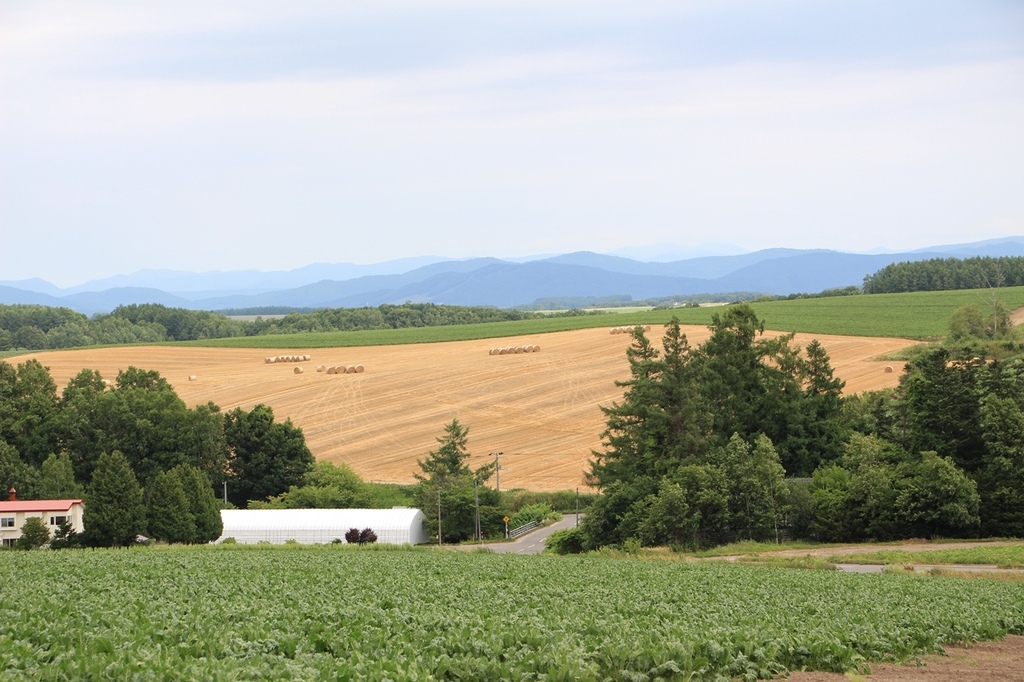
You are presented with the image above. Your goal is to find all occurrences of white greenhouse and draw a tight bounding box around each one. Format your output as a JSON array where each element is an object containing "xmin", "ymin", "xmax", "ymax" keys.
[{"xmin": 216, "ymin": 508, "xmax": 429, "ymax": 545}]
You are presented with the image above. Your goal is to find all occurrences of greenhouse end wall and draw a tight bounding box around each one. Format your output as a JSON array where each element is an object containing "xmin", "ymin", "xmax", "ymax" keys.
[{"xmin": 216, "ymin": 508, "xmax": 428, "ymax": 545}]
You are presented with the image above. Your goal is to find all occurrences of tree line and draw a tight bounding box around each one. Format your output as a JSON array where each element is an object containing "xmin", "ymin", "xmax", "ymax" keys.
[
  {"xmin": 0, "ymin": 360, "xmax": 315, "ymax": 546},
  {"xmin": 549, "ymin": 304, "xmax": 1024, "ymax": 552},
  {"xmin": 0, "ymin": 302, "xmax": 570, "ymax": 351},
  {"xmin": 863, "ymin": 256, "xmax": 1024, "ymax": 294}
]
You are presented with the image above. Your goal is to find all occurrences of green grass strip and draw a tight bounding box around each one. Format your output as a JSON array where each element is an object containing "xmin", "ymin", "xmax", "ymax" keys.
[{"xmin": 174, "ymin": 286, "xmax": 1024, "ymax": 349}]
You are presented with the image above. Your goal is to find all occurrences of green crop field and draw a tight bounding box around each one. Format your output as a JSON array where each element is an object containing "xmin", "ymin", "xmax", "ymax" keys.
[
  {"xmin": 3, "ymin": 545, "xmax": 1023, "ymax": 680},
  {"xmin": 181, "ymin": 286, "xmax": 1024, "ymax": 349}
]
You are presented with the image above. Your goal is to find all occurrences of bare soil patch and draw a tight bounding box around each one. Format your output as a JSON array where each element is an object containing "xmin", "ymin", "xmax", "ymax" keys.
[
  {"xmin": 1012, "ymin": 306, "xmax": 1024, "ymax": 327},
  {"xmin": 11, "ymin": 327, "xmax": 917, "ymax": 491},
  {"xmin": 788, "ymin": 634, "xmax": 1024, "ymax": 681}
]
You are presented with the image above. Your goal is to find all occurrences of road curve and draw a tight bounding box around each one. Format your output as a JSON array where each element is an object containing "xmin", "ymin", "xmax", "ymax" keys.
[{"xmin": 457, "ymin": 514, "xmax": 582, "ymax": 555}]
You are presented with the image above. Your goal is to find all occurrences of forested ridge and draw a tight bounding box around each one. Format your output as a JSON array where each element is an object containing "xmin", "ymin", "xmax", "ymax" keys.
[
  {"xmin": 863, "ymin": 256, "xmax": 1024, "ymax": 293},
  {"xmin": 0, "ymin": 302, "xmax": 578, "ymax": 351}
]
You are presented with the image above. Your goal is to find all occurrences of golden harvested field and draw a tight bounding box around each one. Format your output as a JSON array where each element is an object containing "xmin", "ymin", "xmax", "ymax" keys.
[{"xmin": 13, "ymin": 327, "xmax": 918, "ymax": 491}]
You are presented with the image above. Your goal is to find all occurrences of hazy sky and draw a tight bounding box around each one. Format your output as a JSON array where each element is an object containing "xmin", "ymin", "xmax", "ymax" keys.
[{"xmin": 2, "ymin": 1, "xmax": 1023, "ymax": 287}]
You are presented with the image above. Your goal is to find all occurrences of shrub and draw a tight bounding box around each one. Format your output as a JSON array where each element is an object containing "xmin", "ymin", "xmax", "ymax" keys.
[
  {"xmin": 509, "ymin": 503, "xmax": 555, "ymax": 530},
  {"xmin": 545, "ymin": 528, "xmax": 585, "ymax": 555},
  {"xmin": 16, "ymin": 517, "xmax": 51, "ymax": 550}
]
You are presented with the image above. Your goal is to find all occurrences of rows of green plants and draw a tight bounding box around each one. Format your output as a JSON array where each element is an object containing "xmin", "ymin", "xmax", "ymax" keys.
[
  {"xmin": 3, "ymin": 546, "xmax": 1023, "ymax": 680},
  {"xmin": 177, "ymin": 286, "xmax": 1024, "ymax": 349}
]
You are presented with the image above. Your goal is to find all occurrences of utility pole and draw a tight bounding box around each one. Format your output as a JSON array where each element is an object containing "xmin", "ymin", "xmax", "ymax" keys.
[
  {"xmin": 491, "ymin": 451, "xmax": 504, "ymax": 492},
  {"xmin": 474, "ymin": 478, "xmax": 481, "ymax": 543}
]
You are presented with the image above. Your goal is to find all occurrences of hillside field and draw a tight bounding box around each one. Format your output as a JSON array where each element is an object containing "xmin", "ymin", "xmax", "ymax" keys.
[{"xmin": 14, "ymin": 326, "xmax": 917, "ymax": 491}]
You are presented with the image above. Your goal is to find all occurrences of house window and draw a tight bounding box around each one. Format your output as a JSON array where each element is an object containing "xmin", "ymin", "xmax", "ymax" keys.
[
  {"xmin": 50, "ymin": 516, "xmax": 69, "ymax": 526},
  {"xmin": 1, "ymin": 538, "xmax": 15, "ymax": 547},
  {"xmin": 0, "ymin": 517, "xmax": 14, "ymax": 528}
]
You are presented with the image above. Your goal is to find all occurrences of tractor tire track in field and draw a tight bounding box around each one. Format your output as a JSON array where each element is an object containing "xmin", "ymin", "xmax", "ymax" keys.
[{"xmin": 11, "ymin": 327, "xmax": 919, "ymax": 491}]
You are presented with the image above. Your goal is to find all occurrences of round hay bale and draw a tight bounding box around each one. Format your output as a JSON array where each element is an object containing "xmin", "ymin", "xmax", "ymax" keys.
[
  {"xmin": 303, "ymin": 354, "xmax": 311, "ymax": 361},
  {"xmin": 498, "ymin": 348, "xmax": 508, "ymax": 355},
  {"xmin": 489, "ymin": 348, "xmax": 496, "ymax": 355},
  {"xmin": 268, "ymin": 357, "xmax": 277, "ymax": 364},
  {"xmin": 514, "ymin": 346, "xmax": 524, "ymax": 354},
  {"xmin": 354, "ymin": 365, "xmax": 364, "ymax": 373},
  {"xmin": 345, "ymin": 365, "xmax": 356, "ymax": 373},
  {"xmin": 326, "ymin": 366, "xmax": 337, "ymax": 375},
  {"xmin": 316, "ymin": 365, "xmax": 325, "ymax": 373},
  {"xmin": 533, "ymin": 345, "xmax": 541, "ymax": 352},
  {"xmin": 294, "ymin": 367, "xmax": 303, "ymax": 374},
  {"xmin": 101, "ymin": 379, "xmax": 113, "ymax": 386},
  {"xmin": 884, "ymin": 365, "xmax": 894, "ymax": 373},
  {"xmin": 188, "ymin": 375, "xmax": 197, "ymax": 381},
  {"xmin": 644, "ymin": 325, "xmax": 651, "ymax": 331}
]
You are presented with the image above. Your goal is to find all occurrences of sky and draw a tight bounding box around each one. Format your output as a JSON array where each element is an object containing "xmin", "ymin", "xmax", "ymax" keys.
[{"xmin": 2, "ymin": 1, "xmax": 1023, "ymax": 287}]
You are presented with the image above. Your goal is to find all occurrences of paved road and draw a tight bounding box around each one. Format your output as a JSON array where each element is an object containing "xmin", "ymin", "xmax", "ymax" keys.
[{"xmin": 460, "ymin": 514, "xmax": 582, "ymax": 555}]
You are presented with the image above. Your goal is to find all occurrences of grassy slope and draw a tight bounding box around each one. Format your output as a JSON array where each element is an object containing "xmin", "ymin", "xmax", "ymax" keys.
[{"xmin": 181, "ymin": 286, "xmax": 1024, "ymax": 348}]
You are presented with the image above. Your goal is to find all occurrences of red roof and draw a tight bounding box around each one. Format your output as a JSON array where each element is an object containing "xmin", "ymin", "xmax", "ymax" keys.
[{"xmin": 0, "ymin": 499, "xmax": 83, "ymax": 513}]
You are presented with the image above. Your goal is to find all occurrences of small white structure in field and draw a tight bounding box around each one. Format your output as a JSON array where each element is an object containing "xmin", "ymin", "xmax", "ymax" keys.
[{"xmin": 215, "ymin": 508, "xmax": 429, "ymax": 545}]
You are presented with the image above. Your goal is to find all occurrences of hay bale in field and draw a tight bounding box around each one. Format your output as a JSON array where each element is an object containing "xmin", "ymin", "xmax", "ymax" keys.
[
  {"xmin": 326, "ymin": 366, "xmax": 337, "ymax": 374},
  {"xmin": 303, "ymin": 354, "xmax": 311, "ymax": 361},
  {"xmin": 268, "ymin": 357, "xmax": 277, "ymax": 364},
  {"xmin": 316, "ymin": 365, "xmax": 325, "ymax": 373},
  {"xmin": 514, "ymin": 346, "xmax": 524, "ymax": 354},
  {"xmin": 354, "ymin": 365, "xmax": 364, "ymax": 373},
  {"xmin": 498, "ymin": 348, "xmax": 508, "ymax": 355},
  {"xmin": 101, "ymin": 379, "xmax": 112, "ymax": 386},
  {"xmin": 533, "ymin": 345, "xmax": 541, "ymax": 352},
  {"xmin": 644, "ymin": 325, "xmax": 651, "ymax": 331},
  {"xmin": 188, "ymin": 375, "xmax": 197, "ymax": 381},
  {"xmin": 294, "ymin": 367, "xmax": 303, "ymax": 374},
  {"xmin": 884, "ymin": 365, "xmax": 894, "ymax": 373},
  {"xmin": 344, "ymin": 365, "xmax": 355, "ymax": 373}
]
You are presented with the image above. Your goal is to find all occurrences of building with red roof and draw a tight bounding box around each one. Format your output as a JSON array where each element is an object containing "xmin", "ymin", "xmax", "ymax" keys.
[{"xmin": 0, "ymin": 488, "xmax": 84, "ymax": 547}]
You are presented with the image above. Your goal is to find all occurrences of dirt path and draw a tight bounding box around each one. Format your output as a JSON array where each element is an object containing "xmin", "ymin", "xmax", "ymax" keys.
[
  {"xmin": 1012, "ymin": 306, "xmax": 1024, "ymax": 327},
  {"xmin": 742, "ymin": 539, "xmax": 1024, "ymax": 560},
  {"xmin": 8, "ymin": 327, "xmax": 918, "ymax": 491},
  {"xmin": 788, "ymin": 635, "xmax": 1024, "ymax": 681}
]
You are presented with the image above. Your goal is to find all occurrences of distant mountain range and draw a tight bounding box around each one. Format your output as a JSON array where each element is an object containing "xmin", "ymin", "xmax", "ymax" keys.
[{"xmin": 2, "ymin": 237, "xmax": 1023, "ymax": 315}]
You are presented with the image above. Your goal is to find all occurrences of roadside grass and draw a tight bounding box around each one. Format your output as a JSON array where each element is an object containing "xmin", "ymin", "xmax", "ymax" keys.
[
  {"xmin": 827, "ymin": 544, "xmax": 1024, "ymax": 569},
  {"xmin": 175, "ymin": 286, "xmax": 1024, "ymax": 349},
  {"xmin": 685, "ymin": 540, "xmax": 827, "ymax": 558},
  {"xmin": 734, "ymin": 555, "xmax": 838, "ymax": 571}
]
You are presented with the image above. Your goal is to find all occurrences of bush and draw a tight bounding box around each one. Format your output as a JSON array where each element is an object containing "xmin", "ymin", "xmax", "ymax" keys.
[
  {"xmin": 345, "ymin": 527, "xmax": 377, "ymax": 544},
  {"xmin": 16, "ymin": 517, "xmax": 51, "ymax": 550},
  {"xmin": 545, "ymin": 528, "xmax": 585, "ymax": 555},
  {"xmin": 509, "ymin": 503, "xmax": 555, "ymax": 530}
]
